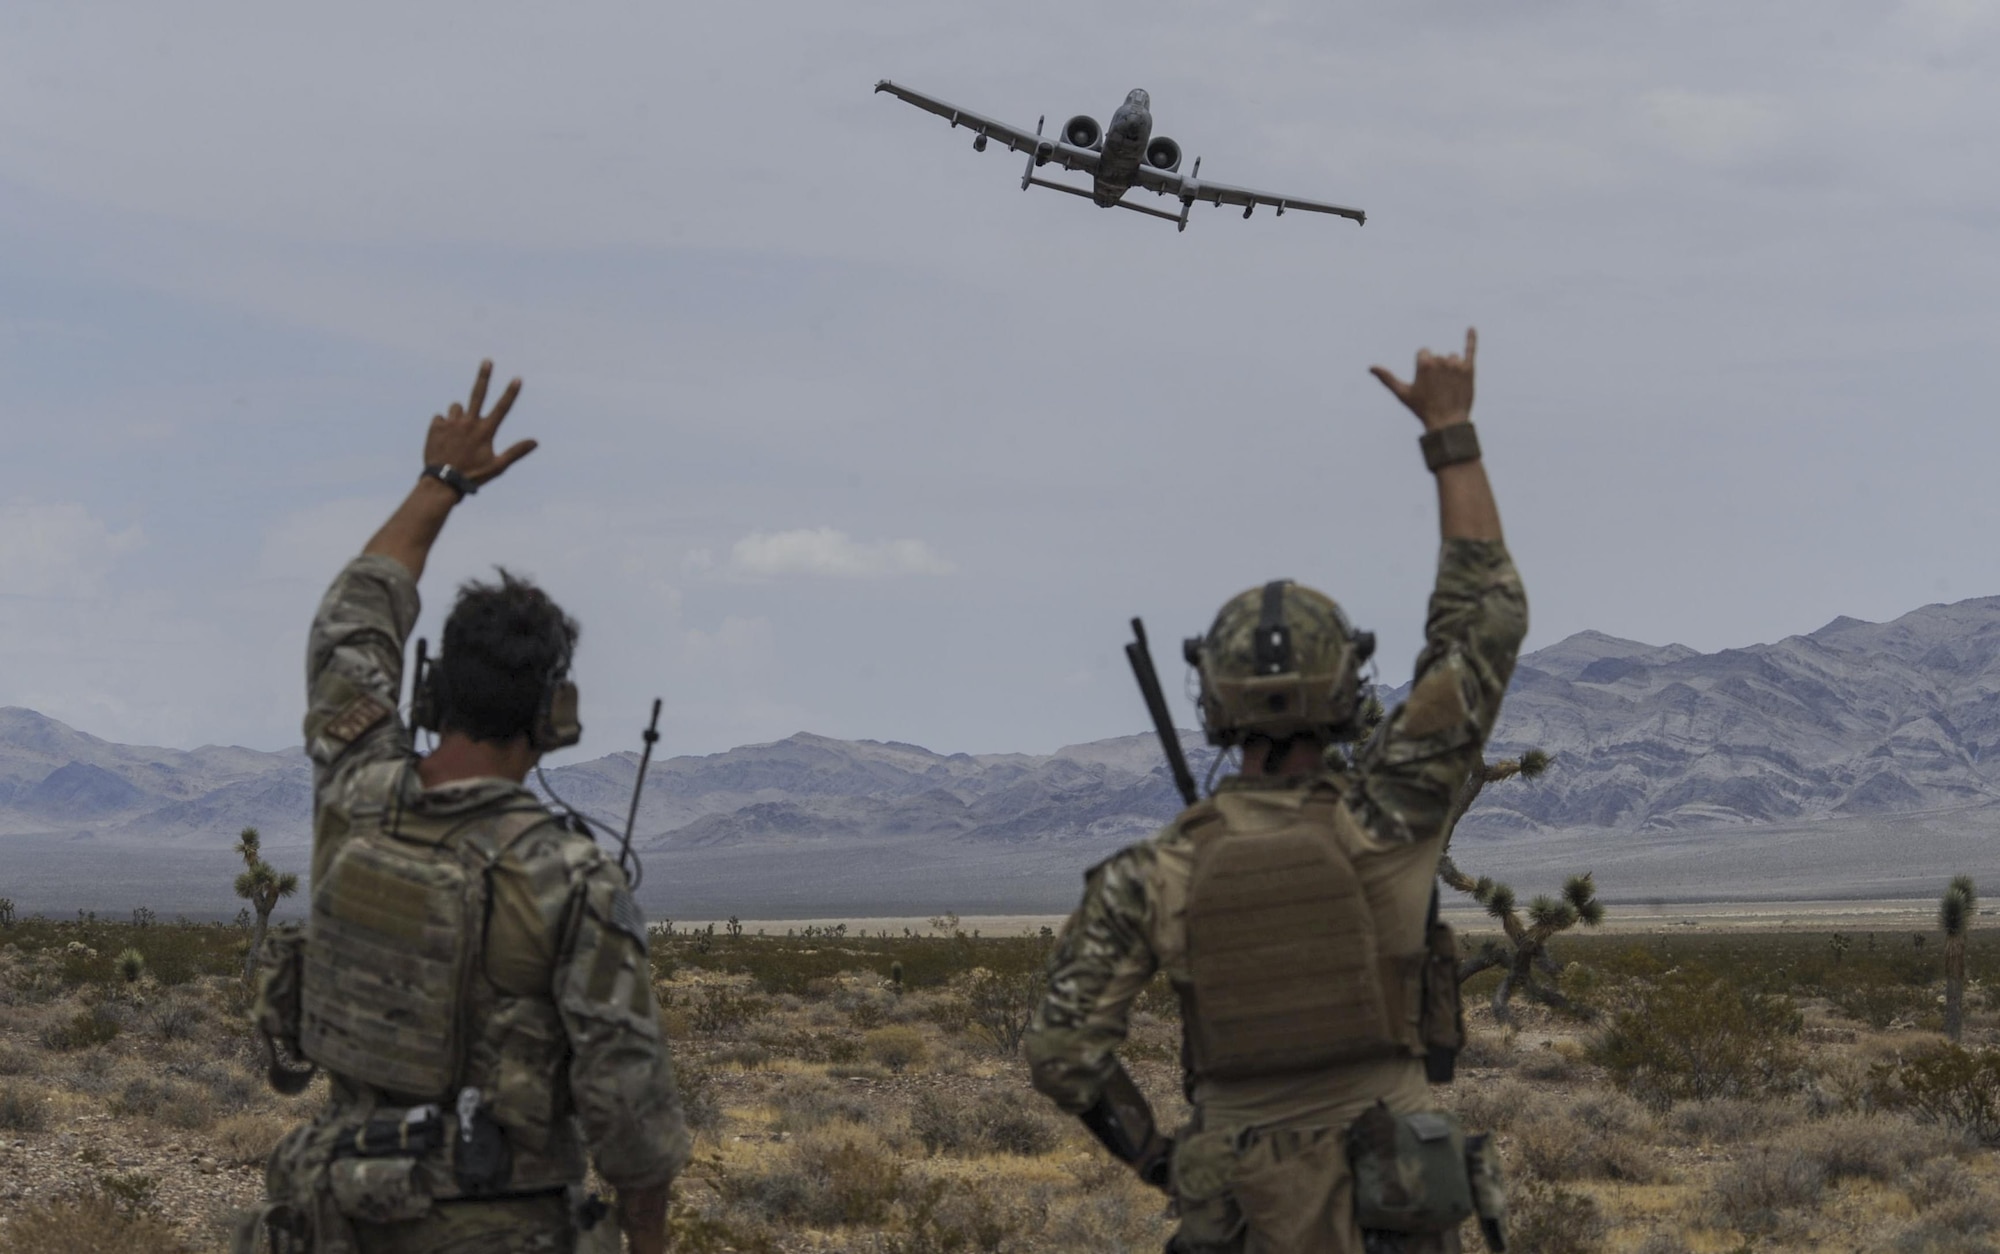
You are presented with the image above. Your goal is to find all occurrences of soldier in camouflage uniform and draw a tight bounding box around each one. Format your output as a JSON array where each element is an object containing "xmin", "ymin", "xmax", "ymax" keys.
[
  {"xmin": 1024, "ymin": 331, "xmax": 1524, "ymax": 1254},
  {"xmin": 241, "ymin": 362, "xmax": 690, "ymax": 1254}
]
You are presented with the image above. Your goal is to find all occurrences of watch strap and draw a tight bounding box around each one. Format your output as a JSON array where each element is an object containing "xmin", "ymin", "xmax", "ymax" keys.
[
  {"xmin": 422, "ymin": 464, "xmax": 478, "ymax": 499},
  {"xmin": 1419, "ymin": 423, "xmax": 1481, "ymax": 472}
]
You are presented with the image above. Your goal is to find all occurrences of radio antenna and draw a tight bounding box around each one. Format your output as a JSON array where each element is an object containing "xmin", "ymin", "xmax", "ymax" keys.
[{"xmin": 617, "ymin": 698, "xmax": 662, "ymax": 889}]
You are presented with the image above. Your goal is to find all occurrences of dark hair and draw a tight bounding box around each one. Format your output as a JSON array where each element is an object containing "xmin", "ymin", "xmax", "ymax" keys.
[{"xmin": 437, "ymin": 568, "xmax": 578, "ymax": 744}]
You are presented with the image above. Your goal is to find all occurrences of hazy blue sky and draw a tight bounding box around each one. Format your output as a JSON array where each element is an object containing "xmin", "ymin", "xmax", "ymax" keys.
[{"xmin": 1, "ymin": 1, "xmax": 1996, "ymax": 759}]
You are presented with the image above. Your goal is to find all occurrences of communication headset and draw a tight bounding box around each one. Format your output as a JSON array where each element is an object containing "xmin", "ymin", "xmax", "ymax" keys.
[{"xmin": 410, "ymin": 636, "xmax": 583, "ymax": 751}]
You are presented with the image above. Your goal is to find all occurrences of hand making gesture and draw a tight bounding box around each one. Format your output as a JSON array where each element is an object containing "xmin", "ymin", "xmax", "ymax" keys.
[
  {"xmin": 1369, "ymin": 328, "xmax": 1501, "ymax": 542},
  {"xmin": 1370, "ymin": 327, "xmax": 1476, "ymax": 431},
  {"xmin": 424, "ymin": 359, "xmax": 537, "ymax": 492},
  {"xmin": 364, "ymin": 359, "xmax": 537, "ymax": 579}
]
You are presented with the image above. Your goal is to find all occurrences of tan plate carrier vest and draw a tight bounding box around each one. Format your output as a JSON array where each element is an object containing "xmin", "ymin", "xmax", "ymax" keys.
[
  {"xmin": 1181, "ymin": 788, "xmax": 1431, "ymax": 1081},
  {"xmin": 300, "ymin": 765, "xmax": 556, "ymax": 1103}
]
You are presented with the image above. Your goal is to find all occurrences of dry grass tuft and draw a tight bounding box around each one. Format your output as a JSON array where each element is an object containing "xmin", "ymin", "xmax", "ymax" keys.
[
  {"xmin": 1774, "ymin": 1110, "xmax": 1967, "ymax": 1184},
  {"xmin": 0, "ymin": 1079, "xmax": 53, "ymax": 1132},
  {"xmin": 864, "ymin": 1025, "xmax": 930, "ymax": 1073},
  {"xmin": 720, "ymin": 1127, "xmax": 909, "ymax": 1228},
  {"xmin": 910, "ymin": 1086, "xmax": 1063, "ymax": 1158},
  {"xmin": 1509, "ymin": 1177, "xmax": 1607, "ymax": 1254},
  {"xmin": 1702, "ymin": 1144, "xmax": 1827, "ymax": 1235},
  {"xmin": 0, "ymin": 1040, "xmax": 37, "ymax": 1076},
  {"xmin": 211, "ymin": 1110, "xmax": 292, "ymax": 1167},
  {"xmin": 1450, "ymin": 1076, "xmax": 1539, "ymax": 1132},
  {"xmin": 1457, "ymin": 1029, "xmax": 1516, "ymax": 1071},
  {"xmin": 1509, "ymin": 1089, "xmax": 1670, "ymax": 1183},
  {"xmin": 3, "ymin": 1187, "xmax": 195, "ymax": 1254},
  {"xmin": 1663, "ymin": 1095, "xmax": 1804, "ymax": 1145},
  {"xmin": 675, "ymin": 1054, "xmax": 723, "ymax": 1136}
]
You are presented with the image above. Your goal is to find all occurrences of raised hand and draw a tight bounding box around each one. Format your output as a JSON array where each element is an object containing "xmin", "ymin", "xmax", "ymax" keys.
[
  {"xmin": 424, "ymin": 360, "xmax": 537, "ymax": 486},
  {"xmin": 1370, "ymin": 327, "xmax": 1477, "ymax": 431}
]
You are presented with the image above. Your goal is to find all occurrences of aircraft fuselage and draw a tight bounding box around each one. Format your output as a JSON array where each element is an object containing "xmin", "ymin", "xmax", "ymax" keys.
[{"xmin": 1092, "ymin": 89, "xmax": 1152, "ymax": 207}]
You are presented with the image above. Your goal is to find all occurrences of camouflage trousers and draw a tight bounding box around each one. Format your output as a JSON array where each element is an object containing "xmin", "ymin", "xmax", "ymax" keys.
[
  {"xmin": 353, "ymin": 1193, "xmax": 605, "ymax": 1254},
  {"xmin": 1170, "ymin": 1124, "xmax": 1461, "ymax": 1254}
]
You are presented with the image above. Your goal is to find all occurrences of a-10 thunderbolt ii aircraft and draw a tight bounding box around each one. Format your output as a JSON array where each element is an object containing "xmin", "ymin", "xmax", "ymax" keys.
[{"xmin": 874, "ymin": 80, "xmax": 1365, "ymax": 232}]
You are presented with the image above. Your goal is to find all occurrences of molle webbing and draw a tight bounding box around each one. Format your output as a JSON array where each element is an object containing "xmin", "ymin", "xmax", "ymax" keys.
[
  {"xmin": 300, "ymin": 803, "xmax": 552, "ymax": 1102},
  {"xmin": 1184, "ymin": 801, "xmax": 1419, "ymax": 1080}
]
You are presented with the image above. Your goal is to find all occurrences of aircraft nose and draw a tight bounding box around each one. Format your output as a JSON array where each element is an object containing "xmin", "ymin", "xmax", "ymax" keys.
[{"xmin": 1128, "ymin": 88, "xmax": 1150, "ymax": 106}]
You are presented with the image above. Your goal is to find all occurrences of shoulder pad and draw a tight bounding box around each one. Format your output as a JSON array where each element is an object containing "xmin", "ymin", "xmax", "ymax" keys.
[
  {"xmin": 1082, "ymin": 834, "xmax": 1161, "ymax": 885},
  {"xmin": 1156, "ymin": 802, "xmax": 1224, "ymax": 849}
]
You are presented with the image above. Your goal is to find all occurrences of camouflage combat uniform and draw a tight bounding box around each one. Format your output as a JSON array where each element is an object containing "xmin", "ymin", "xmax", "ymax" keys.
[
  {"xmin": 1024, "ymin": 539, "xmax": 1527, "ymax": 1254},
  {"xmin": 249, "ymin": 554, "xmax": 690, "ymax": 1254}
]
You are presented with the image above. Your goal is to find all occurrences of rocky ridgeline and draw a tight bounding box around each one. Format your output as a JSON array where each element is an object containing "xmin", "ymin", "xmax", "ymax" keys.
[
  {"xmin": 8, "ymin": 594, "xmax": 2000, "ymax": 854},
  {"xmin": 1464, "ymin": 597, "xmax": 2000, "ymax": 836}
]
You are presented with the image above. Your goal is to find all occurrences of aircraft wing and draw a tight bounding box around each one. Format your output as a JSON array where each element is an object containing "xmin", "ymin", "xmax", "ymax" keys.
[
  {"xmin": 1133, "ymin": 163, "xmax": 1365, "ymax": 225},
  {"xmin": 875, "ymin": 80, "xmax": 1101, "ymax": 176}
]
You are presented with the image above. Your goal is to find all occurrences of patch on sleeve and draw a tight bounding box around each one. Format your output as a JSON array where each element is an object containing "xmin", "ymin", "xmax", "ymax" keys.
[
  {"xmin": 608, "ymin": 886, "xmax": 649, "ymax": 948},
  {"xmin": 1398, "ymin": 666, "xmax": 1470, "ymax": 739},
  {"xmin": 322, "ymin": 692, "xmax": 392, "ymax": 746}
]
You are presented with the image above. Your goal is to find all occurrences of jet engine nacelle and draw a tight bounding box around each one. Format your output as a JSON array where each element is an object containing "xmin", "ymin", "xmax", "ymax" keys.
[
  {"xmin": 1145, "ymin": 136, "xmax": 1182, "ymax": 172},
  {"xmin": 1063, "ymin": 114, "xmax": 1102, "ymax": 150}
]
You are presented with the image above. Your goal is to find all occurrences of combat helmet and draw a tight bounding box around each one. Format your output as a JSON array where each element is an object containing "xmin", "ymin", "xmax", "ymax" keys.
[{"xmin": 1184, "ymin": 579, "xmax": 1376, "ymax": 746}]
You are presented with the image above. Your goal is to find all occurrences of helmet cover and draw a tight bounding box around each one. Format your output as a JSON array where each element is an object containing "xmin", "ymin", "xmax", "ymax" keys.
[{"xmin": 1186, "ymin": 580, "xmax": 1374, "ymax": 746}]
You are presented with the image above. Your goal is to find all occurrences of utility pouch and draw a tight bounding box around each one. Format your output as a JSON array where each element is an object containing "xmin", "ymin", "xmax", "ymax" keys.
[
  {"xmin": 1465, "ymin": 1132, "xmax": 1509, "ymax": 1252},
  {"xmin": 454, "ymin": 1087, "xmax": 514, "ymax": 1196},
  {"xmin": 252, "ymin": 926, "xmax": 317, "ymax": 1096},
  {"xmin": 1420, "ymin": 914, "xmax": 1464, "ymax": 1085},
  {"xmin": 328, "ymin": 1157, "xmax": 433, "ymax": 1224},
  {"xmin": 1347, "ymin": 1103, "xmax": 1474, "ymax": 1234},
  {"xmin": 338, "ymin": 1107, "xmax": 445, "ymax": 1160}
]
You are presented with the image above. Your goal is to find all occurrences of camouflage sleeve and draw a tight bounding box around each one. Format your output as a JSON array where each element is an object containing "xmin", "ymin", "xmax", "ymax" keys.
[
  {"xmin": 1352, "ymin": 539, "xmax": 1528, "ymax": 844},
  {"xmin": 303, "ymin": 555, "xmax": 418, "ymax": 791},
  {"xmin": 1023, "ymin": 844, "xmax": 1159, "ymax": 1114},
  {"xmin": 554, "ymin": 860, "xmax": 691, "ymax": 1192}
]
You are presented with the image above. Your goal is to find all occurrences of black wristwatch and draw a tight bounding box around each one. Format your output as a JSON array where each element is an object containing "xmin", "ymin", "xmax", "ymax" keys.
[
  {"xmin": 422, "ymin": 464, "xmax": 478, "ymax": 499},
  {"xmin": 1418, "ymin": 423, "xmax": 1481, "ymax": 472}
]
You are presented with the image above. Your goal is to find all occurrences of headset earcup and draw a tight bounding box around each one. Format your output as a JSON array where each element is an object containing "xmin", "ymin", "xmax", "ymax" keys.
[{"xmin": 533, "ymin": 680, "xmax": 583, "ymax": 751}]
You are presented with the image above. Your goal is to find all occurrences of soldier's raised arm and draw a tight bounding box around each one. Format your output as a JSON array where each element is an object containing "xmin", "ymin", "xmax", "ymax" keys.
[
  {"xmin": 359, "ymin": 359, "xmax": 535, "ymax": 580},
  {"xmin": 301, "ymin": 362, "xmax": 539, "ymax": 857},
  {"xmin": 1371, "ymin": 328, "xmax": 1501, "ymax": 545},
  {"xmin": 1353, "ymin": 329, "xmax": 1528, "ymax": 841}
]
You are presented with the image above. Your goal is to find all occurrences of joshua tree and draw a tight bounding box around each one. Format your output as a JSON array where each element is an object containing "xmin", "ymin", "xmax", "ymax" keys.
[
  {"xmin": 1435, "ymin": 749, "xmax": 1607, "ymax": 1022},
  {"xmin": 1447, "ymin": 868, "xmax": 1604, "ymax": 1023},
  {"xmin": 234, "ymin": 826, "xmax": 299, "ymax": 982},
  {"xmin": 1830, "ymin": 933, "xmax": 1851, "ymax": 965},
  {"xmin": 1443, "ymin": 748, "xmax": 1553, "ymax": 836},
  {"xmin": 1943, "ymin": 875, "xmax": 1978, "ymax": 1042}
]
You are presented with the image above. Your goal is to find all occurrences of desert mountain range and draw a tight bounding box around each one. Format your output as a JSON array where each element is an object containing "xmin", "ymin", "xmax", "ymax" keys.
[{"xmin": 7, "ymin": 596, "xmax": 2000, "ymax": 914}]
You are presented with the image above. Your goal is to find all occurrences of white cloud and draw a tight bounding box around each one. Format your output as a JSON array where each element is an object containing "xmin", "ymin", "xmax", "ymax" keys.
[
  {"xmin": 729, "ymin": 528, "xmax": 956, "ymax": 579},
  {"xmin": 0, "ymin": 502, "xmax": 144, "ymax": 599}
]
